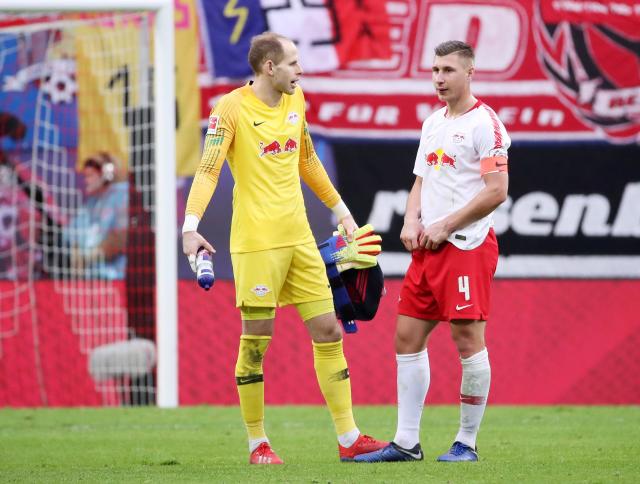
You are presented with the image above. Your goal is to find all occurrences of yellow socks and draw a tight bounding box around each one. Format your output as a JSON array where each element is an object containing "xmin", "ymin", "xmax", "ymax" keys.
[
  {"xmin": 313, "ymin": 340, "xmax": 357, "ymax": 436},
  {"xmin": 235, "ymin": 335, "xmax": 271, "ymax": 441},
  {"xmin": 237, "ymin": 337, "xmax": 357, "ymax": 444}
]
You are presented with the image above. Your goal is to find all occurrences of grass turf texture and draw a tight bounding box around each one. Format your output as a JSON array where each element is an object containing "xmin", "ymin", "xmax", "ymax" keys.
[{"xmin": 1, "ymin": 405, "xmax": 638, "ymax": 483}]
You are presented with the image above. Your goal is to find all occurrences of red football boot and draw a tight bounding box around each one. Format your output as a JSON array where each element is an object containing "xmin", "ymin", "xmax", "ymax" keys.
[
  {"xmin": 249, "ymin": 442, "xmax": 284, "ymax": 465},
  {"xmin": 339, "ymin": 434, "xmax": 388, "ymax": 461}
]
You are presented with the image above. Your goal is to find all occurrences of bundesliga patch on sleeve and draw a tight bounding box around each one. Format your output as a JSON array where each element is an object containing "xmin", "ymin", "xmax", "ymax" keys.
[
  {"xmin": 207, "ymin": 115, "xmax": 219, "ymax": 135},
  {"xmin": 489, "ymin": 147, "xmax": 508, "ymax": 158}
]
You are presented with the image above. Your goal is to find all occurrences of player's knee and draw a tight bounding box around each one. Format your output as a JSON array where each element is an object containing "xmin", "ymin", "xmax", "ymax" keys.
[
  {"xmin": 235, "ymin": 335, "xmax": 271, "ymax": 376},
  {"xmin": 452, "ymin": 334, "xmax": 485, "ymax": 358},
  {"xmin": 313, "ymin": 321, "xmax": 342, "ymax": 343},
  {"xmin": 305, "ymin": 312, "xmax": 342, "ymax": 343},
  {"xmin": 395, "ymin": 329, "xmax": 423, "ymax": 354}
]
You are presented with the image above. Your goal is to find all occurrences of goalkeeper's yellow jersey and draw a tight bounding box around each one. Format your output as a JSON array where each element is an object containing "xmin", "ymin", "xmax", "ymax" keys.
[{"xmin": 185, "ymin": 83, "xmax": 340, "ymax": 253}]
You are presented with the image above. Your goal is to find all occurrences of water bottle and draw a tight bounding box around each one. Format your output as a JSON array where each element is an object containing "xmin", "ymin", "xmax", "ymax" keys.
[{"xmin": 196, "ymin": 248, "xmax": 215, "ymax": 290}]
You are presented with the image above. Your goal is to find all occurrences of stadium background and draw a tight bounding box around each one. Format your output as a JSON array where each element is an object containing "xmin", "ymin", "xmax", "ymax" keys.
[{"xmin": 0, "ymin": 0, "xmax": 638, "ymax": 407}]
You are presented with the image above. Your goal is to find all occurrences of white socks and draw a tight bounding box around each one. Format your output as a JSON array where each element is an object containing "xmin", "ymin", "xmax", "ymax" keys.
[
  {"xmin": 338, "ymin": 428, "xmax": 360, "ymax": 448},
  {"xmin": 249, "ymin": 437, "xmax": 269, "ymax": 452},
  {"xmin": 393, "ymin": 349, "xmax": 430, "ymax": 449},
  {"xmin": 392, "ymin": 347, "xmax": 490, "ymax": 450},
  {"xmin": 455, "ymin": 348, "xmax": 491, "ymax": 448}
]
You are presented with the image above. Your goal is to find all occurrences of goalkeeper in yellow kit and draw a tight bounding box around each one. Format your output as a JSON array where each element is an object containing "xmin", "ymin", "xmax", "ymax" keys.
[{"xmin": 182, "ymin": 32, "xmax": 386, "ymax": 465}]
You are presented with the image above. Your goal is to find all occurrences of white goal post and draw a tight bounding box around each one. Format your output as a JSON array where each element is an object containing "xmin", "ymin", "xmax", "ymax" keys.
[{"xmin": 1, "ymin": 0, "xmax": 178, "ymax": 408}]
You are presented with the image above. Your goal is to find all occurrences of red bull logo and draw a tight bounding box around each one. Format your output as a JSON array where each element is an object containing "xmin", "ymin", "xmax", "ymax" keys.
[
  {"xmin": 259, "ymin": 140, "xmax": 282, "ymax": 157},
  {"xmin": 441, "ymin": 152, "xmax": 456, "ymax": 168},
  {"xmin": 283, "ymin": 138, "xmax": 298, "ymax": 153},
  {"xmin": 426, "ymin": 151, "xmax": 439, "ymax": 166},
  {"xmin": 425, "ymin": 148, "xmax": 456, "ymax": 170}
]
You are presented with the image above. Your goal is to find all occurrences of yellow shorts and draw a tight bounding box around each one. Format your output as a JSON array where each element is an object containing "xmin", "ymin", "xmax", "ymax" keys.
[{"xmin": 231, "ymin": 241, "xmax": 332, "ymax": 309}]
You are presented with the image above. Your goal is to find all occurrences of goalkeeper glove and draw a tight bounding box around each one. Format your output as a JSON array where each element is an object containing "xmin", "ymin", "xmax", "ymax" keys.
[
  {"xmin": 323, "ymin": 224, "xmax": 382, "ymax": 273},
  {"xmin": 337, "ymin": 224, "xmax": 382, "ymax": 271}
]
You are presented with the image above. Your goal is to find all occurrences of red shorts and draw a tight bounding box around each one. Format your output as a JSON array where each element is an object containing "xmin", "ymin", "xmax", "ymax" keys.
[{"xmin": 398, "ymin": 229, "xmax": 498, "ymax": 322}]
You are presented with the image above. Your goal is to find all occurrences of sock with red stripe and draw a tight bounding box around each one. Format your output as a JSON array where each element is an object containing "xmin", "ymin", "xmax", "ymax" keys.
[{"xmin": 455, "ymin": 348, "xmax": 491, "ymax": 448}]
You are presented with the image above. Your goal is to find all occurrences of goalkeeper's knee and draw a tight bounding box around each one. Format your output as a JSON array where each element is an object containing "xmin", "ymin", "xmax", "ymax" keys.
[{"xmin": 235, "ymin": 335, "xmax": 271, "ymax": 380}]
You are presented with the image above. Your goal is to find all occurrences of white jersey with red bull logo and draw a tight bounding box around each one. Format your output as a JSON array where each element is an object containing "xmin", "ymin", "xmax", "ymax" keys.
[{"xmin": 413, "ymin": 100, "xmax": 510, "ymax": 250}]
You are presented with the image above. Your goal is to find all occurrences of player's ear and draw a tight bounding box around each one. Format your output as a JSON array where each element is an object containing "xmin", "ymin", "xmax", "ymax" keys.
[
  {"xmin": 265, "ymin": 59, "xmax": 274, "ymax": 76},
  {"xmin": 467, "ymin": 65, "xmax": 475, "ymax": 80}
]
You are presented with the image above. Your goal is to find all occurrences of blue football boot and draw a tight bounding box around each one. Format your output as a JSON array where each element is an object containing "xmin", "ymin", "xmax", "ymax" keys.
[
  {"xmin": 436, "ymin": 441, "xmax": 478, "ymax": 462},
  {"xmin": 354, "ymin": 442, "xmax": 423, "ymax": 463}
]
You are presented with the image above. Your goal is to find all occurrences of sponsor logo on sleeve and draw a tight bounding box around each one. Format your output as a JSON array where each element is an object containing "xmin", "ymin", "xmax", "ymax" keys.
[{"xmin": 207, "ymin": 115, "xmax": 219, "ymax": 135}]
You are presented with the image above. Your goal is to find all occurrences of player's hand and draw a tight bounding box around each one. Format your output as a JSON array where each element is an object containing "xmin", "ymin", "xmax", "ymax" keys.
[
  {"xmin": 400, "ymin": 219, "xmax": 423, "ymax": 252},
  {"xmin": 182, "ymin": 231, "xmax": 215, "ymax": 272},
  {"xmin": 332, "ymin": 223, "xmax": 382, "ymax": 272},
  {"xmin": 338, "ymin": 214, "xmax": 358, "ymax": 242},
  {"xmin": 419, "ymin": 220, "xmax": 450, "ymax": 250}
]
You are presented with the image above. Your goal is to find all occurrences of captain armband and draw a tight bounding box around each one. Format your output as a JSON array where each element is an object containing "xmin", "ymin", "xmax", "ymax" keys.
[{"xmin": 480, "ymin": 156, "xmax": 508, "ymax": 176}]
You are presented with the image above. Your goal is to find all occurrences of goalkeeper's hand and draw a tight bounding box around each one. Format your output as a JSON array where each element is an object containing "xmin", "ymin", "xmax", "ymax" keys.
[
  {"xmin": 183, "ymin": 231, "xmax": 215, "ymax": 272},
  {"xmin": 331, "ymin": 224, "xmax": 382, "ymax": 272}
]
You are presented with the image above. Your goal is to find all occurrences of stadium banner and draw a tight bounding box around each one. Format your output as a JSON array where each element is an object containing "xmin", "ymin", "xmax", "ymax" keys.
[
  {"xmin": 197, "ymin": 0, "xmax": 640, "ymax": 143},
  {"xmin": 2, "ymin": 279, "xmax": 639, "ymax": 405},
  {"xmin": 174, "ymin": 0, "xmax": 202, "ymax": 177},
  {"xmin": 332, "ymin": 142, "xmax": 640, "ymax": 278},
  {"xmin": 76, "ymin": 19, "xmax": 146, "ymax": 167},
  {"xmin": 0, "ymin": 4, "xmax": 201, "ymax": 174}
]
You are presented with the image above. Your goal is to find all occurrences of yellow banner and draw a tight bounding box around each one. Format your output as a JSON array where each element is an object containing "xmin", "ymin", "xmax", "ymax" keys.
[
  {"xmin": 75, "ymin": 18, "xmax": 146, "ymax": 171},
  {"xmin": 75, "ymin": 4, "xmax": 201, "ymax": 176},
  {"xmin": 174, "ymin": 0, "xmax": 202, "ymax": 177}
]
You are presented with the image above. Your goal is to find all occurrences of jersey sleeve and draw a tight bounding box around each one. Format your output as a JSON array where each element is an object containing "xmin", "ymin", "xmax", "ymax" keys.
[
  {"xmin": 298, "ymin": 116, "xmax": 341, "ymax": 209},
  {"xmin": 413, "ymin": 118, "xmax": 431, "ymax": 178},
  {"xmin": 475, "ymin": 106, "xmax": 511, "ymax": 176},
  {"xmin": 184, "ymin": 93, "xmax": 239, "ymax": 219}
]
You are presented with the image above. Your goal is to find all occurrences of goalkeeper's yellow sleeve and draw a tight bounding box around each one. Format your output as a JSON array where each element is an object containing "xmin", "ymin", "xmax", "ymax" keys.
[
  {"xmin": 185, "ymin": 93, "xmax": 238, "ymax": 220},
  {"xmin": 298, "ymin": 120, "xmax": 341, "ymax": 209}
]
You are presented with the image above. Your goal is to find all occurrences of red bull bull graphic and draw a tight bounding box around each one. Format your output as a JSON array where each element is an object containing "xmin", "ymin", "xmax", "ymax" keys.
[
  {"xmin": 441, "ymin": 152, "xmax": 456, "ymax": 169},
  {"xmin": 426, "ymin": 151, "xmax": 439, "ymax": 166},
  {"xmin": 259, "ymin": 140, "xmax": 281, "ymax": 157},
  {"xmin": 283, "ymin": 138, "xmax": 298, "ymax": 153},
  {"xmin": 425, "ymin": 149, "xmax": 456, "ymax": 170}
]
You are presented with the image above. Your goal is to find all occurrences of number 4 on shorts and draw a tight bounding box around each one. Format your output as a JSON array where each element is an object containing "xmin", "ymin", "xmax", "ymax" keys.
[{"xmin": 458, "ymin": 275, "xmax": 470, "ymax": 301}]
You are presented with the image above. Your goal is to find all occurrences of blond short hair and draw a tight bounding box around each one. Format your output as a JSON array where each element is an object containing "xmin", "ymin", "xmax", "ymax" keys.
[{"xmin": 248, "ymin": 32, "xmax": 290, "ymax": 74}]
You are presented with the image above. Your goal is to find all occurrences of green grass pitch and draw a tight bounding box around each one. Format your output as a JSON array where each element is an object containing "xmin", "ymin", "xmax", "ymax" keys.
[{"xmin": 1, "ymin": 405, "xmax": 639, "ymax": 482}]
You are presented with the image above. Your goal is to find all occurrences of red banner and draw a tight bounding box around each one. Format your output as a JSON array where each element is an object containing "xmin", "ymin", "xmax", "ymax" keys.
[
  {"xmin": 2, "ymin": 279, "xmax": 639, "ymax": 406},
  {"xmin": 199, "ymin": 0, "xmax": 640, "ymax": 143}
]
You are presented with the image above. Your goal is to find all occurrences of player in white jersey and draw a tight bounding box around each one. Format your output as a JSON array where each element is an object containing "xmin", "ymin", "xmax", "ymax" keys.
[{"xmin": 355, "ymin": 40, "xmax": 509, "ymax": 463}]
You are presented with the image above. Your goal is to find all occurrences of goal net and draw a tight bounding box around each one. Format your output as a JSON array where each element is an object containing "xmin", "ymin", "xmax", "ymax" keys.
[{"xmin": 0, "ymin": 7, "xmax": 175, "ymax": 407}]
